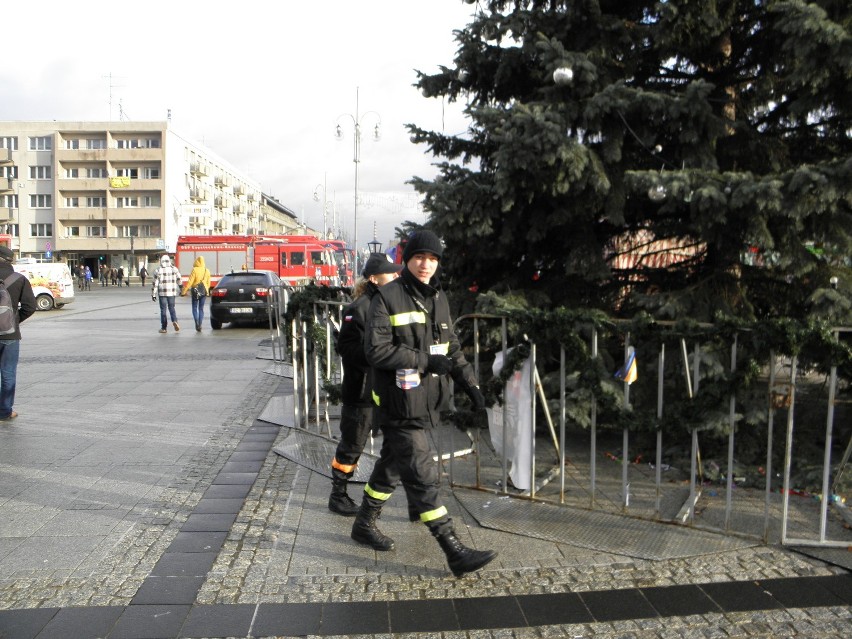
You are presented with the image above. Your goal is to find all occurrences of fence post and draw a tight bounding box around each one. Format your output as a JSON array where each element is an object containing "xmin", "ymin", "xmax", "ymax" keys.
[
  {"xmin": 655, "ymin": 343, "xmax": 665, "ymax": 517},
  {"xmin": 780, "ymin": 355, "xmax": 798, "ymax": 544},
  {"xmin": 819, "ymin": 330, "xmax": 839, "ymax": 542},
  {"xmin": 590, "ymin": 328, "xmax": 598, "ymax": 509},
  {"xmin": 724, "ymin": 334, "xmax": 738, "ymax": 531}
]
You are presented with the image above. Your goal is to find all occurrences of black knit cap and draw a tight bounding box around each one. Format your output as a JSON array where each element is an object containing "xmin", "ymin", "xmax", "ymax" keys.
[{"xmin": 402, "ymin": 230, "xmax": 443, "ymax": 263}]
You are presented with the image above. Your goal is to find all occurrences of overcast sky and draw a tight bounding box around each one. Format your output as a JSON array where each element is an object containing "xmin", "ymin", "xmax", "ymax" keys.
[{"xmin": 1, "ymin": 1, "xmax": 476, "ymax": 249}]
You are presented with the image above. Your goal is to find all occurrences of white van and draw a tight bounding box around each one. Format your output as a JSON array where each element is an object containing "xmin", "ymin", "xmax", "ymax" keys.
[{"xmin": 12, "ymin": 258, "xmax": 75, "ymax": 311}]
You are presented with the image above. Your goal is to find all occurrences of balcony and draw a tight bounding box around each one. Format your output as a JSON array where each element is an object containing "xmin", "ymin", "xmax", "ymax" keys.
[
  {"xmin": 191, "ymin": 162, "xmax": 209, "ymax": 176},
  {"xmin": 57, "ymin": 178, "xmax": 109, "ymax": 191},
  {"xmin": 214, "ymin": 196, "xmax": 230, "ymax": 209},
  {"xmin": 0, "ymin": 177, "xmax": 10, "ymax": 193},
  {"xmin": 232, "ymin": 204, "xmax": 243, "ymax": 214},
  {"xmin": 190, "ymin": 188, "xmax": 209, "ymax": 202},
  {"xmin": 56, "ymin": 148, "xmax": 107, "ymax": 162},
  {"xmin": 215, "ymin": 175, "xmax": 230, "ymax": 187},
  {"xmin": 233, "ymin": 185, "xmax": 245, "ymax": 196},
  {"xmin": 56, "ymin": 207, "xmax": 108, "ymax": 221},
  {"xmin": 0, "ymin": 149, "xmax": 11, "ymax": 164}
]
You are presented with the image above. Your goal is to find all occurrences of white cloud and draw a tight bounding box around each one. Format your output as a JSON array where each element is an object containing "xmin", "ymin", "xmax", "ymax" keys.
[{"xmin": 1, "ymin": 0, "xmax": 475, "ymax": 247}]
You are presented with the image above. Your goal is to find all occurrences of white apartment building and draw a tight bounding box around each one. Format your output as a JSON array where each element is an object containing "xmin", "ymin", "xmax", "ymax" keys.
[{"xmin": 0, "ymin": 121, "xmax": 302, "ymax": 275}]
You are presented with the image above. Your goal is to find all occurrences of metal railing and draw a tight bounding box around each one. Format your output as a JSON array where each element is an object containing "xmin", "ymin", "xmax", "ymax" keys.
[{"xmin": 451, "ymin": 314, "xmax": 851, "ymax": 548}]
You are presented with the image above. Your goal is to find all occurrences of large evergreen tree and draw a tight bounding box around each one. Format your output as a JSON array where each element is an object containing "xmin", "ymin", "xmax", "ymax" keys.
[{"xmin": 409, "ymin": 0, "xmax": 851, "ymax": 322}]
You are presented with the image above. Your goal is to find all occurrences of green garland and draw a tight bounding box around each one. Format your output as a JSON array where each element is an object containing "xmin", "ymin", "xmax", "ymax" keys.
[{"xmin": 289, "ymin": 290, "xmax": 851, "ymax": 441}]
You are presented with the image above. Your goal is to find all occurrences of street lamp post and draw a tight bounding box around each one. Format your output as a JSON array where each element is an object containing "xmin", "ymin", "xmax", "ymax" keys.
[
  {"xmin": 336, "ymin": 86, "xmax": 381, "ymax": 272},
  {"xmin": 312, "ymin": 173, "xmax": 334, "ymax": 240}
]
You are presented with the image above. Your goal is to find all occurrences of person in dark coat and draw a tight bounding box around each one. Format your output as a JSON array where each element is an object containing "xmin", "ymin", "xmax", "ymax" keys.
[
  {"xmin": 328, "ymin": 253, "xmax": 402, "ymax": 515},
  {"xmin": 0, "ymin": 246, "xmax": 37, "ymax": 421},
  {"xmin": 351, "ymin": 231, "xmax": 496, "ymax": 578}
]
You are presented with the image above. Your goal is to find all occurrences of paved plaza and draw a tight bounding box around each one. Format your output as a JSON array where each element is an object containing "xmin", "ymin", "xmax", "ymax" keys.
[{"xmin": 0, "ymin": 285, "xmax": 849, "ymax": 638}]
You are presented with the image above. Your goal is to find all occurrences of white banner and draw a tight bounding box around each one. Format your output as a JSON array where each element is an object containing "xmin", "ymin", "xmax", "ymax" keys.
[{"xmin": 487, "ymin": 349, "xmax": 533, "ymax": 491}]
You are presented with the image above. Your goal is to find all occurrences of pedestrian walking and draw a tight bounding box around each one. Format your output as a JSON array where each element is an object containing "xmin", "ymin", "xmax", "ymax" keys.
[
  {"xmin": 139, "ymin": 265, "xmax": 148, "ymax": 287},
  {"xmin": 328, "ymin": 253, "xmax": 402, "ymax": 516},
  {"xmin": 0, "ymin": 246, "xmax": 37, "ymax": 421},
  {"xmin": 99, "ymin": 265, "xmax": 108, "ymax": 287},
  {"xmin": 84, "ymin": 266, "xmax": 92, "ymax": 291},
  {"xmin": 117, "ymin": 267, "xmax": 124, "ymax": 288},
  {"xmin": 351, "ymin": 230, "xmax": 496, "ymax": 578},
  {"xmin": 180, "ymin": 256, "xmax": 211, "ymax": 332},
  {"xmin": 152, "ymin": 254, "xmax": 182, "ymax": 333}
]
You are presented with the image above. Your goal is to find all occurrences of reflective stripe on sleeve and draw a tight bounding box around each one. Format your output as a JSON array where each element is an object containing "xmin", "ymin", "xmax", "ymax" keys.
[
  {"xmin": 389, "ymin": 311, "xmax": 426, "ymax": 326},
  {"xmin": 419, "ymin": 505, "xmax": 448, "ymax": 522},
  {"xmin": 372, "ymin": 390, "xmax": 380, "ymax": 406}
]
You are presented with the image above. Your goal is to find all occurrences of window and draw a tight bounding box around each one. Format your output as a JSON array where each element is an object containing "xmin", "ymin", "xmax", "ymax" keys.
[
  {"xmin": 280, "ymin": 253, "xmax": 288, "ymax": 267},
  {"xmin": 291, "ymin": 251, "xmax": 305, "ymax": 266},
  {"xmin": 86, "ymin": 139, "xmax": 106, "ymax": 150},
  {"xmin": 65, "ymin": 167, "xmax": 79, "ymax": 178},
  {"xmin": 66, "ymin": 226, "xmax": 80, "ymax": 237},
  {"xmin": 30, "ymin": 223, "xmax": 53, "ymax": 237},
  {"xmin": 311, "ymin": 250, "xmax": 323, "ymax": 265},
  {"xmin": 142, "ymin": 167, "xmax": 160, "ymax": 179},
  {"xmin": 0, "ymin": 137, "xmax": 18, "ymax": 150},
  {"xmin": 85, "ymin": 226, "xmax": 106, "ymax": 237},
  {"xmin": 28, "ymin": 136, "xmax": 52, "ymax": 151},
  {"xmin": 0, "ymin": 166, "xmax": 17, "ymax": 179},
  {"xmin": 64, "ymin": 197, "xmax": 80, "ymax": 207},
  {"xmin": 115, "ymin": 196, "xmax": 139, "ymax": 208},
  {"xmin": 86, "ymin": 196, "xmax": 107, "ymax": 207},
  {"xmin": 116, "ymin": 168, "xmax": 138, "ymax": 178},
  {"xmin": 118, "ymin": 224, "xmax": 156, "ymax": 237},
  {"xmin": 116, "ymin": 139, "xmax": 140, "ymax": 149},
  {"xmin": 29, "ymin": 194, "xmax": 52, "ymax": 208},
  {"xmin": 86, "ymin": 167, "xmax": 107, "ymax": 178},
  {"xmin": 29, "ymin": 165, "xmax": 51, "ymax": 179},
  {"xmin": 65, "ymin": 139, "xmax": 80, "ymax": 150},
  {"xmin": 142, "ymin": 195, "xmax": 159, "ymax": 207},
  {"xmin": 143, "ymin": 138, "xmax": 161, "ymax": 148},
  {"xmin": 1, "ymin": 195, "xmax": 18, "ymax": 208}
]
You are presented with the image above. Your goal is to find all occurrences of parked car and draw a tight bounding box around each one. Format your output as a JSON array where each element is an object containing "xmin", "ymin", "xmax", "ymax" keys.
[
  {"xmin": 209, "ymin": 269, "xmax": 284, "ymax": 329},
  {"xmin": 13, "ymin": 258, "xmax": 75, "ymax": 311}
]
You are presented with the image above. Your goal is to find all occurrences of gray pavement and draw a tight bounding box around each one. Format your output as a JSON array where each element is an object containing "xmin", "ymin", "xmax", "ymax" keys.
[{"xmin": 0, "ymin": 285, "xmax": 849, "ymax": 638}]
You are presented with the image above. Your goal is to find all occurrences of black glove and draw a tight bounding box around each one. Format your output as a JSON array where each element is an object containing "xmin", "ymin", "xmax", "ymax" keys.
[
  {"xmin": 426, "ymin": 354, "xmax": 453, "ymax": 375},
  {"xmin": 151, "ymin": 294, "xmax": 156, "ymax": 302},
  {"xmin": 465, "ymin": 385, "xmax": 486, "ymax": 411}
]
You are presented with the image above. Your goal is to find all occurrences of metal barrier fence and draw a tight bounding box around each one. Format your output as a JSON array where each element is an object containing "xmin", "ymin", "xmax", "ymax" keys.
[
  {"xmin": 451, "ymin": 314, "xmax": 851, "ymax": 548},
  {"xmin": 274, "ymin": 296, "xmax": 850, "ymax": 548}
]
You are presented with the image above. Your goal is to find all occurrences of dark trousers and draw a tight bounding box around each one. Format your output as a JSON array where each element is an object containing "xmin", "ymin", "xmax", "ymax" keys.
[
  {"xmin": 365, "ymin": 425, "xmax": 448, "ymax": 531},
  {"xmin": 333, "ymin": 404, "xmax": 375, "ymax": 469}
]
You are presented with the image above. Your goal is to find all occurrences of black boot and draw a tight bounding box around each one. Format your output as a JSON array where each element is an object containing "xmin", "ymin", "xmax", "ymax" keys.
[
  {"xmin": 351, "ymin": 497, "xmax": 394, "ymax": 551},
  {"xmin": 328, "ymin": 469, "xmax": 358, "ymax": 516},
  {"xmin": 436, "ymin": 529, "xmax": 497, "ymax": 577}
]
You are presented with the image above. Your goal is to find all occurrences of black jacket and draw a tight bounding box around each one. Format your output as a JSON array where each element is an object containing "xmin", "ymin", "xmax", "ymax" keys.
[
  {"xmin": 0, "ymin": 262, "xmax": 37, "ymax": 340},
  {"xmin": 337, "ymin": 283, "xmax": 379, "ymax": 407},
  {"xmin": 365, "ymin": 267, "xmax": 476, "ymax": 429}
]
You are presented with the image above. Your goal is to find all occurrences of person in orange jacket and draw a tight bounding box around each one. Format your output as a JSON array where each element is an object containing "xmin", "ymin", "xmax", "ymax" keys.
[{"xmin": 180, "ymin": 256, "xmax": 211, "ymax": 332}]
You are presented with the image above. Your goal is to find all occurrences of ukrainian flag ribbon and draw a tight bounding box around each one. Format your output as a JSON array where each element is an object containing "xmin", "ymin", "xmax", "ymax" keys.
[{"xmin": 614, "ymin": 346, "xmax": 638, "ymax": 385}]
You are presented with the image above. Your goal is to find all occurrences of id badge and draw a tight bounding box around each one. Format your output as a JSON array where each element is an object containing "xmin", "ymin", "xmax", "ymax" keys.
[{"xmin": 430, "ymin": 343, "xmax": 449, "ymax": 356}]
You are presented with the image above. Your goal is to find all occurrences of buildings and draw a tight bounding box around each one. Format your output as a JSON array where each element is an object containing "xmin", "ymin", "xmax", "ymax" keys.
[{"xmin": 0, "ymin": 120, "xmax": 308, "ymax": 276}]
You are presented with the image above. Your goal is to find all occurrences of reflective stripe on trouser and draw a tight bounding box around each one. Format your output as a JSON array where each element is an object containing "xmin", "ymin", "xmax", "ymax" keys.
[{"xmin": 365, "ymin": 425, "xmax": 444, "ymax": 521}]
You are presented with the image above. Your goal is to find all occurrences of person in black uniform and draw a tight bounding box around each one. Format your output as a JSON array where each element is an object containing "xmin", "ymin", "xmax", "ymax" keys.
[
  {"xmin": 351, "ymin": 230, "xmax": 497, "ymax": 578},
  {"xmin": 328, "ymin": 253, "xmax": 402, "ymax": 515}
]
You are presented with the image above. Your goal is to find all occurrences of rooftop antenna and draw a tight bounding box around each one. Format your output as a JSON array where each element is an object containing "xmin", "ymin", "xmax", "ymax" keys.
[{"xmin": 102, "ymin": 72, "xmax": 125, "ymax": 121}]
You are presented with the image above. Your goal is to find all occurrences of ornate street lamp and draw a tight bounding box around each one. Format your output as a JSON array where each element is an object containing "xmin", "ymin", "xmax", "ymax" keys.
[{"xmin": 335, "ymin": 87, "xmax": 381, "ymax": 272}]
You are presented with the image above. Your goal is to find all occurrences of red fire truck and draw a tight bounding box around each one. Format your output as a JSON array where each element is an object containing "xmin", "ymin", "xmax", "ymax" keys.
[{"xmin": 175, "ymin": 235, "xmax": 340, "ymax": 287}]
